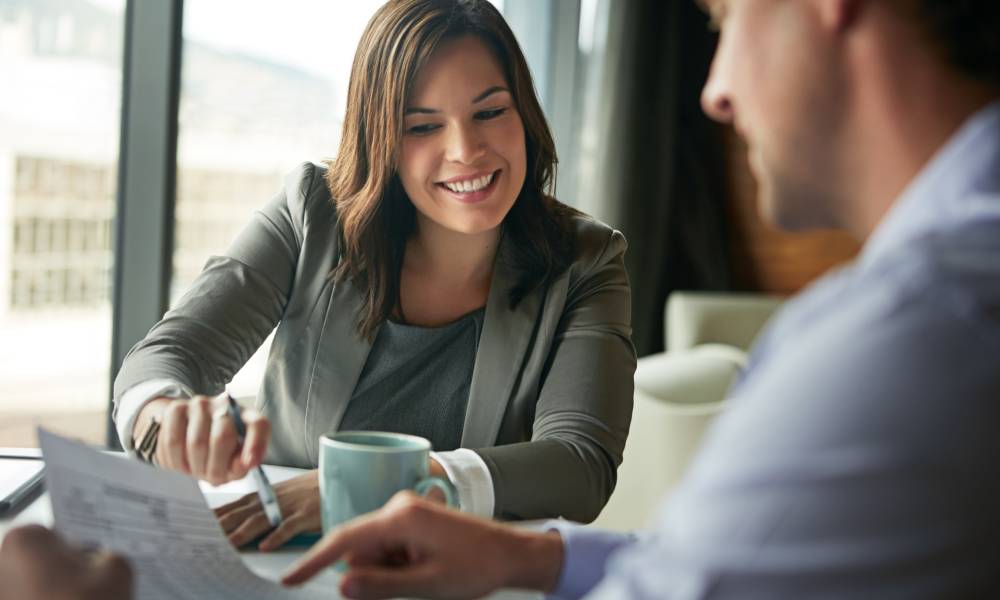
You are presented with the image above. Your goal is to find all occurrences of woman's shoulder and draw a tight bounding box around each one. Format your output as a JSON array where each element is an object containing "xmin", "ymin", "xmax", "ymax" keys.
[
  {"xmin": 560, "ymin": 208, "xmax": 628, "ymax": 275},
  {"xmin": 280, "ymin": 160, "xmax": 336, "ymax": 221}
]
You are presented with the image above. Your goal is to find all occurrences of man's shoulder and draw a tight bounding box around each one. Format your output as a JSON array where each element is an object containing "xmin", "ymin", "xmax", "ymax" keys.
[
  {"xmin": 772, "ymin": 209, "xmax": 1000, "ymax": 356},
  {"xmin": 875, "ymin": 216, "xmax": 1000, "ymax": 350},
  {"xmin": 716, "ymin": 242, "xmax": 1000, "ymax": 487},
  {"xmin": 743, "ymin": 215, "xmax": 1000, "ymax": 401}
]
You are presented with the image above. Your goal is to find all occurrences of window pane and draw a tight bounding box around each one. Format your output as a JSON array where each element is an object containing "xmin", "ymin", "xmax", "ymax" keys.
[{"xmin": 0, "ymin": 0, "xmax": 124, "ymax": 446}]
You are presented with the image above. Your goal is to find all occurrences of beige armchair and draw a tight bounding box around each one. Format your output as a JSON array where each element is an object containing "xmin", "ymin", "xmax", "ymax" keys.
[{"xmin": 593, "ymin": 291, "xmax": 784, "ymax": 530}]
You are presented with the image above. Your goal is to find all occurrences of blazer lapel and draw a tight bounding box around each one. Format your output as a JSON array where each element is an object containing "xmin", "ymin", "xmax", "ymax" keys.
[
  {"xmin": 303, "ymin": 276, "xmax": 374, "ymax": 466},
  {"xmin": 461, "ymin": 241, "xmax": 541, "ymax": 448}
]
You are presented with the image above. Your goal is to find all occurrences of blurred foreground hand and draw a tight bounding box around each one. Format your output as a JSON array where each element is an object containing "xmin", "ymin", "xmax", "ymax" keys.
[{"xmin": 0, "ymin": 525, "xmax": 133, "ymax": 600}]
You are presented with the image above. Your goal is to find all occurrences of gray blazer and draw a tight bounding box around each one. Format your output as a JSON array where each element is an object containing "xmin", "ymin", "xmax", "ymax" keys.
[{"xmin": 113, "ymin": 162, "xmax": 636, "ymax": 522}]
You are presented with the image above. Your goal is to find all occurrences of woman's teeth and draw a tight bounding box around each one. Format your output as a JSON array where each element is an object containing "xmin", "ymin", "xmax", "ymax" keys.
[{"xmin": 443, "ymin": 172, "xmax": 494, "ymax": 193}]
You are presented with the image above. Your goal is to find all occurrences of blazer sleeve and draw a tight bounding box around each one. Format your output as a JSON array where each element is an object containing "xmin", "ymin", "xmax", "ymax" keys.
[
  {"xmin": 111, "ymin": 162, "xmax": 322, "ymax": 423},
  {"xmin": 478, "ymin": 228, "xmax": 637, "ymax": 522}
]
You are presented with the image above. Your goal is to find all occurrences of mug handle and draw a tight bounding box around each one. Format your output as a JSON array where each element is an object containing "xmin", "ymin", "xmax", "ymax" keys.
[{"xmin": 414, "ymin": 476, "xmax": 459, "ymax": 508}]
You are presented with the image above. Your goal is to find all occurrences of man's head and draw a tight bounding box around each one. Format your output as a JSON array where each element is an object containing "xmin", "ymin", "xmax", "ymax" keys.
[{"xmin": 699, "ymin": 0, "xmax": 1000, "ymax": 238}]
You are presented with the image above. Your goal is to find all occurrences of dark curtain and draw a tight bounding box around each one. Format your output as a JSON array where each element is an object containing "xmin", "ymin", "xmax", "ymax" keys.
[{"xmin": 588, "ymin": 0, "xmax": 732, "ymax": 357}]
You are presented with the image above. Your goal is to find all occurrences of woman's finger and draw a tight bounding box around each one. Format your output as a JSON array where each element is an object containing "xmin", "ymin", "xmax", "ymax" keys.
[
  {"xmin": 213, "ymin": 491, "xmax": 256, "ymax": 519},
  {"xmin": 258, "ymin": 515, "xmax": 306, "ymax": 552},
  {"xmin": 226, "ymin": 511, "xmax": 272, "ymax": 549},
  {"xmin": 205, "ymin": 404, "xmax": 239, "ymax": 485},
  {"xmin": 215, "ymin": 494, "xmax": 261, "ymax": 533},
  {"xmin": 240, "ymin": 408, "xmax": 270, "ymax": 469},
  {"xmin": 159, "ymin": 401, "xmax": 189, "ymax": 473},
  {"xmin": 185, "ymin": 396, "xmax": 211, "ymax": 480},
  {"xmin": 227, "ymin": 449, "xmax": 251, "ymax": 479}
]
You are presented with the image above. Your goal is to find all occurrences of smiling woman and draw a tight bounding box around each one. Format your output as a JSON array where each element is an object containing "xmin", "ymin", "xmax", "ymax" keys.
[{"xmin": 112, "ymin": 0, "xmax": 636, "ymax": 552}]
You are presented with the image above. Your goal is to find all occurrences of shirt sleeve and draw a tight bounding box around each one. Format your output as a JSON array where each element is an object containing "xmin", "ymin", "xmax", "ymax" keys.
[
  {"xmin": 114, "ymin": 379, "xmax": 193, "ymax": 454},
  {"xmin": 429, "ymin": 449, "xmax": 495, "ymax": 517},
  {"xmin": 543, "ymin": 521, "xmax": 636, "ymax": 600}
]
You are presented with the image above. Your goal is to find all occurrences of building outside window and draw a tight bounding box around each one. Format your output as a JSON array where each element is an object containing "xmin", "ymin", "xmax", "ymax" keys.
[{"xmin": 0, "ymin": 0, "xmax": 124, "ymax": 446}]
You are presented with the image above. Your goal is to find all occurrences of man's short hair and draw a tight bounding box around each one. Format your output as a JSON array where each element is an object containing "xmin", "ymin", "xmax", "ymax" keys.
[{"xmin": 913, "ymin": 0, "xmax": 1000, "ymax": 86}]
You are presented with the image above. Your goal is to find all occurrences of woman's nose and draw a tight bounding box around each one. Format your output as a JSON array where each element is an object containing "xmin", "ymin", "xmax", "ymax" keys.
[{"xmin": 445, "ymin": 123, "xmax": 487, "ymax": 164}]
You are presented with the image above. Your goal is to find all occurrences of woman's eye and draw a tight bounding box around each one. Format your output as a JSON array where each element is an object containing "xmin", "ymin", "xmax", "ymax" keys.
[
  {"xmin": 407, "ymin": 123, "xmax": 440, "ymax": 135},
  {"xmin": 475, "ymin": 107, "xmax": 508, "ymax": 121}
]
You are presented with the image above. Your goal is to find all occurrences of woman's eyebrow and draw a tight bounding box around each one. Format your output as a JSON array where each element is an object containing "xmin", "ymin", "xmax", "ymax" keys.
[
  {"xmin": 405, "ymin": 85, "xmax": 511, "ymax": 115},
  {"xmin": 405, "ymin": 106, "xmax": 438, "ymax": 115},
  {"xmin": 472, "ymin": 85, "xmax": 509, "ymax": 103}
]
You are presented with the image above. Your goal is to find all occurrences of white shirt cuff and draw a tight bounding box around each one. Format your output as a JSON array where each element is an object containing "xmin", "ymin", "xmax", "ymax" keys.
[
  {"xmin": 115, "ymin": 379, "xmax": 193, "ymax": 455},
  {"xmin": 430, "ymin": 448, "xmax": 495, "ymax": 517}
]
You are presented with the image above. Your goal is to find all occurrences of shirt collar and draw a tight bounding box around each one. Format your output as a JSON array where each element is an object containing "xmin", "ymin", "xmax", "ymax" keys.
[{"xmin": 860, "ymin": 100, "xmax": 1000, "ymax": 268}]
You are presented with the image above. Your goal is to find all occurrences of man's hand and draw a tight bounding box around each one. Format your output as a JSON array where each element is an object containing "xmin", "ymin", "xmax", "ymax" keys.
[
  {"xmin": 215, "ymin": 469, "xmax": 322, "ymax": 551},
  {"xmin": 281, "ymin": 492, "xmax": 564, "ymax": 600},
  {"xmin": 0, "ymin": 525, "xmax": 133, "ymax": 600},
  {"xmin": 135, "ymin": 394, "xmax": 270, "ymax": 485}
]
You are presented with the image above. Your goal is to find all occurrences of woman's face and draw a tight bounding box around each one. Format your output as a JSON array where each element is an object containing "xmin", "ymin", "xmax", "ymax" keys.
[{"xmin": 398, "ymin": 35, "xmax": 527, "ymax": 238}]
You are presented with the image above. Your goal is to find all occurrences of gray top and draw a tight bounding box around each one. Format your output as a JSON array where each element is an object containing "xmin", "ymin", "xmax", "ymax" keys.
[{"xmin": 339, "ymin": 308, "xmax": 486, "ymax": 452}]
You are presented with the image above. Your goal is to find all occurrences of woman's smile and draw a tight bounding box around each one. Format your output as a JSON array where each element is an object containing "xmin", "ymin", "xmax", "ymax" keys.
[{"xmin": 435, "ymin": 169, "xmax": 502, "ymax": 204}]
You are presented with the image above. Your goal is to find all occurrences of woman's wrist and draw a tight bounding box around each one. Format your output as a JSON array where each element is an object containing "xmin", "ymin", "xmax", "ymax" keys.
[
  {"xmin": 133, "ymin": 398, "xmax": 170, "ymax": 434},
  {"xmin": 428, "ymin": 457, "xmax": 447, "ymax": 479}
]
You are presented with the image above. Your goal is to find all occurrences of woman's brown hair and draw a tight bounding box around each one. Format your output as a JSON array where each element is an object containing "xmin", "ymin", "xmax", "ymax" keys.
[{"xmin": 327, "ymin": 0, "xmax": 576, "ymax": 340}]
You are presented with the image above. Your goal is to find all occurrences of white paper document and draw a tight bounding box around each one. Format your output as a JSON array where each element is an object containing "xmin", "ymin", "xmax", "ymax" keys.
[{"xmin": 39, "ymin": 430, "xmax": 336, "ymax": 600}]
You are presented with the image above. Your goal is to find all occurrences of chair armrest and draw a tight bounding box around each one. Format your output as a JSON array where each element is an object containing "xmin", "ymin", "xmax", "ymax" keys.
[
  {"xmin": 665, "ymin": 291, "xmax": 785, "ymax": 352},
  {"xmin": 635, "ymin": 344, "xmax": 746, "ymax": 403},
  {"xmin": 593, "ymin": 345, "xmax": 745, "ymax": 531}
]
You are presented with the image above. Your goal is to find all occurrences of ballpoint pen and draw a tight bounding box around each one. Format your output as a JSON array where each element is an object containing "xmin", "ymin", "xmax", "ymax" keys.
[{"xmin": 224, "ymin": 392, "xmax": 283, "ymax": 528}]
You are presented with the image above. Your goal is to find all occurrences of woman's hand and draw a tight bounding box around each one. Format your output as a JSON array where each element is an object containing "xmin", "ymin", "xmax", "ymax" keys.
[
  {"xmin": 134, "ymin": 394, "xmax": 270, "ymax": 486},
  {"xmin": 214, "ymin": 470, "xmax": 322, "ymax": 551}
]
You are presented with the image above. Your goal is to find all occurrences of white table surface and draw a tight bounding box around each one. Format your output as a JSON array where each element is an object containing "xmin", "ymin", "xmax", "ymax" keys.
[{"xmin": 1, "ymin": 463, "xmax": 538, "ymax": 600}]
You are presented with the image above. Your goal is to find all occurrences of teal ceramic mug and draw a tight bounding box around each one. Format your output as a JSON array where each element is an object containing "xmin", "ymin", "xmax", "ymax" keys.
[{"xmin": 318, "ymin": 431, "xmax": 458, "ymax": 533}]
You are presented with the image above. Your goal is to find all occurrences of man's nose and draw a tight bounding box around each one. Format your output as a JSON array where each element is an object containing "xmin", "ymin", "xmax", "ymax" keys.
[{"xmin": 701, "ymin": 60, "xmax": 734, "ymax": 124}]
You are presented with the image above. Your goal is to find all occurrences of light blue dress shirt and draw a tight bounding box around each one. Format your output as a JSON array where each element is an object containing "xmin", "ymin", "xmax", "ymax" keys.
[{"xmin": 551, "ymin": 101, "xmax": 1000, "ymax": 599}]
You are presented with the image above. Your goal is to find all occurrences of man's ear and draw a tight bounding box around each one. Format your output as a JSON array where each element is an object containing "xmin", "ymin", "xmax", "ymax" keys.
[{"xmin": 819, "ymin": 0, "xmax": 864, "ymax": 33}]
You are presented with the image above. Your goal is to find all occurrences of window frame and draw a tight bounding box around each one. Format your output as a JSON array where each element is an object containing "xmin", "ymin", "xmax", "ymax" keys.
[{"xmin": 107, "ymin": 0, "xmax": 184, "ymax": 448}]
